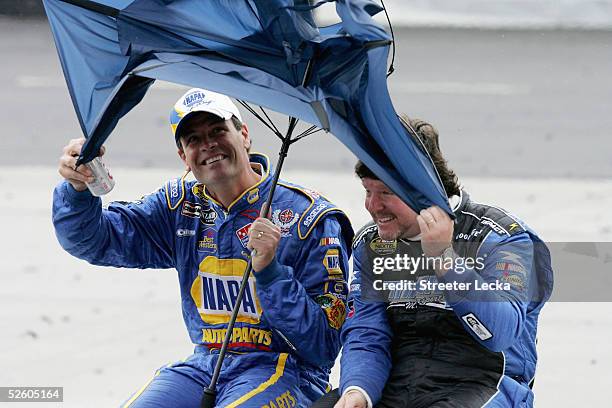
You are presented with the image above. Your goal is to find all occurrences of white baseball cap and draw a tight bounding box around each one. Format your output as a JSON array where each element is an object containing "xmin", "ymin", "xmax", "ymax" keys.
[{"xmin": 170, "ymin": 88, "xmax": 242, "ymax": 141}]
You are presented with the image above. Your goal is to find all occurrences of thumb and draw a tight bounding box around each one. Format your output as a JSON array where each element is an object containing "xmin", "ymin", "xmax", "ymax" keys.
[{"xmin": 261, "ymin": 203, "xmax": 272, "ymax": 219}]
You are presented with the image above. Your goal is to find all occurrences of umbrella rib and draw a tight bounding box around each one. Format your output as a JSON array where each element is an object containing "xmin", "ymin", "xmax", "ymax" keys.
[
  {"xmin": 237, "ymin": 100, "xmax": 284, "ymax": 141},
  {"xmin": 259, "ymin": 107, "xmax": 281, "ymax": 136},
  {"xmin": 59, "ymin": 0, "xmax": 119, "ymax": 17},
  {"xmin": 245, "ymin": 0, "xmax": 266, "ymax": 32},
  {"xmin": 380, "ymin": 0, "xmax": 396, "ymax": 77},
  {"xmin": 292, "ymin": 126, "xmax": 322, "ymax": 143}
]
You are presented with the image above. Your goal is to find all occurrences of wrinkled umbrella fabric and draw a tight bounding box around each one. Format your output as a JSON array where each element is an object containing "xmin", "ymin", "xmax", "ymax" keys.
[{"xmin": 43, "ymin": 0, "xmax": 451, "ymax": 214}]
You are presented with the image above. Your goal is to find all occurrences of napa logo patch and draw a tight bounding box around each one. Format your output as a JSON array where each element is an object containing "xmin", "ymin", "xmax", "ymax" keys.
[
  {"xmin": 323, "ymin": 248, "xmax": 342, "ymax": 275},
  {"xmin": 190, "ymin": 256, "xmax": 262, "ymax": 325}
]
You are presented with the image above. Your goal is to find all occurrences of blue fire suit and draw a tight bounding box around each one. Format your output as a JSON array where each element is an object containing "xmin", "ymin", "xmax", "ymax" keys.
[
  {"xmin": 339, "ymin": 191, "xmax": 553, "ymax": 408},
  {"xmin": 52, "ymin": 153, "xmax": 353, "ymax": 407}
]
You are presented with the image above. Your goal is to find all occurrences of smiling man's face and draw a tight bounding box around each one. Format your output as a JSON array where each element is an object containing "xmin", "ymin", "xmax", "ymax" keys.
[
  {"xmin": 177, "ymin": 112, "xmax": 251, "ymax": 189},
  {"xmin": 362, "ymin": 177, "xmax": 420, "ymax": 240}
]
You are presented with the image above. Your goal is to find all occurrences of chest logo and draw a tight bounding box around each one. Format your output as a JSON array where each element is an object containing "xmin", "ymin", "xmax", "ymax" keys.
[
  {"xmin": 272, "ymin": 209, "xmax": 299, "ymax": 237},
  {"xmin": 190, "ymin": 256, "xmax": 262, "ymax": 325},
  {"xmin": 236, "ymin": 223, "xmax": 253, "ymax": 248}
]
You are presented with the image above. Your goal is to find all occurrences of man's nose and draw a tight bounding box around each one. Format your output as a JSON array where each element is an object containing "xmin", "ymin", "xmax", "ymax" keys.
[
  {"xmin": 366, "ymin": 194, "xmax": 384, "ymax": 212},
  {"xmin": 199, "ymin": 134, "xmax": 217, "ymax": 150}
]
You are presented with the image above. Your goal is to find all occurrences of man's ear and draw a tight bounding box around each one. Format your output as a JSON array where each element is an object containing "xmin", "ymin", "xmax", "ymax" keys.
[
  {"xmin": 177, "ymin": 148, "xmax": 190, "ymax": 171},
  {"xmin": 241, "ymin": 123, "xmax": 251, "ymax": 150}
]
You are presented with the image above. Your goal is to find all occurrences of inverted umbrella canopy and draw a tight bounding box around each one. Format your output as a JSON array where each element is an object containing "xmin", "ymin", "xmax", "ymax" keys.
[{"xmin": 43, "ymin": 0, "xmax": 452, "ymax": 215}]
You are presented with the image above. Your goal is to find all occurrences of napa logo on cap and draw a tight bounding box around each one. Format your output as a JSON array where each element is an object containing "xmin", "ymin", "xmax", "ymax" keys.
[
  {"xmin": 183, "ymin": 90, "xmax": 210, "ymax": 108},
  {"xmin": 170, "ymin": 88, "xmax": 242, "ymax": 139}
]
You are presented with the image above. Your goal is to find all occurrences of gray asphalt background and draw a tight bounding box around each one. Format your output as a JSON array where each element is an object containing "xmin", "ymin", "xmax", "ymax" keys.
[
  {"xmin": 1, "ymin": 17, "xmax": 611, "ymax": 178},
  {"xmin": 1, "ymin": 14, "xmax": 612, "ymax": 407}
]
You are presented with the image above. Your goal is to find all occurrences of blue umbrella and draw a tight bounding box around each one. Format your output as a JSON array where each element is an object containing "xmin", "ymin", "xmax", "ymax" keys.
[
  {"xmin": 43, "ymin": 1, "xmax": 454, "ymax": 405},
  {"xmin": 42, "ymin": 0, "xmax": 451, "ymax": 215}
]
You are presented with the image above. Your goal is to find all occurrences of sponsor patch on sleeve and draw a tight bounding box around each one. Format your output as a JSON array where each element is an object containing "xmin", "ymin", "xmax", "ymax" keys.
[
  {"xmin": 461, "ymin": 313, "xmax": 493, "ymax": 341},
  {"xmin": 320, "ymin": 237, "xmax": 341, "ymax": 247},
  {"xmin": 347, "ymin": 299, "xmax": 355, "ymax": 319},
  {"xmin": 323, "ymin": 248, "xmax": 343, "ymax": 276},
  {"xmin": 315, "ymin": 294, "xmax": 346, "ymax": 330},
  {"xmin": 324, "ymin": 279, "xmax": 347, "ymax": 301}
]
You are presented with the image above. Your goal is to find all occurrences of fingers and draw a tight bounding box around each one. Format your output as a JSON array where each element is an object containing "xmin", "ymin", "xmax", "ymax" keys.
[
  {"xmin": 418, "ymin": 206, "xmax": 454, "ymax": 259},
  {"xmin": 338, "ymin": 390, "xmax": 367, "ymax": 408},
  {"xmin": 418, "ymin": 206, "xmax": 451, "ymax": 232},
  {"xmin": 248, "ymin": 218, "xmax": 281, "ymax": 241},
  {"xmin": 416, "ymin": 214, "xmax": 430, "ymax": 234},
  {"xmin": 259, "ymin": 203, "xmax": 273, "ymax": 219},
  {"xmin": 429, "ymin": 205, "xmax": 450, "ymax": 222},
  {"xmin": 419, "ymin": 208, "xmax": 437, "ymax": 224},
  {"xmin": 58, "ymin": 154, "xmax": 93, "ymax": 184},
  {"xmin": 58, "ymin": 138, "xmax": 99, "ymax": 191},
  {"xmin": 333, "ymin": 395, "xmax": 346, "ymax": 408},
  {"xmin": 247, "ymin": 218, "xmax": 281, "ymax": 272}
]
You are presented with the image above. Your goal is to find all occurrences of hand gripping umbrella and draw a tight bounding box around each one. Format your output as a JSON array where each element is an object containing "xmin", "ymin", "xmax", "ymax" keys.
[{"xmin": 42, "ymin": 0, "xmax": 453, "ymax": 405}]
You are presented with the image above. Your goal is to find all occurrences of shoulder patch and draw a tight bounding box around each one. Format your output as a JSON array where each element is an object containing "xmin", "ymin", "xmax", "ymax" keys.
[
  {"xmin": 462, "ymin": 198, "xmax": 526, "ymax": 237},
  {"xmin": 479, "ymin": 210, "xmax": 525, "ymax": 237},
  {"xmin": 277, "ymin": 182, "xmax": 348, "ymax": 240},
  {"xmin": 165, "ymin": 176, "xmax": 187, "ymax": 210}
]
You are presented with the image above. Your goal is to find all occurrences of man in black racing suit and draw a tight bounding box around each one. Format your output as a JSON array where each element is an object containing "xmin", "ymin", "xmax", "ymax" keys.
[{"xmin": 313, "ymin": 116, "xmax": 553, "ymax": 408}]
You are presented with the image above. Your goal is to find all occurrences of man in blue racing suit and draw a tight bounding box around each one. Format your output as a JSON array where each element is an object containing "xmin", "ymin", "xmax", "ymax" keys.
[
  {"xmin": 53, "ymin": 88, "xmax": 353, "ymax": 407},
  {"xmin": 313, "ymin": 117, "xmax": 553, "ymax": 408}
]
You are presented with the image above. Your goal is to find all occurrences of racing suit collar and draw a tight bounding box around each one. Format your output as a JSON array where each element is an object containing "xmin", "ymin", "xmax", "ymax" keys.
[
  {"xmin": 193, "ymin": 152, "xmax": 272, "ymax": 213},
  {"xmin": 453, "ymin": 189, "xmax": 469, "ymax": 215},
  {"xmin": 449, "ymin": 193, "xmax": 462, "ymax": 212}
]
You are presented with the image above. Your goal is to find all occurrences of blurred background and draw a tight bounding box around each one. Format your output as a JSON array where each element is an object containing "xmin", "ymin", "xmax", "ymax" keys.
[{"xmin": 0, "ymin": 1, "xmax": 611, "ymax": 406}]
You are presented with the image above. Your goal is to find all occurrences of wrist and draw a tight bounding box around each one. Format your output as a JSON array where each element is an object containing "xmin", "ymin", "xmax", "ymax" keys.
[
  {"xmin": 68, "ymin": 181, "xmax": 88, "ymax": 192},
  {"xmin": 253, "ymin": 257, "xmax": 287, "ymax": 287},
  {"xmin": 343, "ymin": 386, "xmax": 371, "ymax": 408}
]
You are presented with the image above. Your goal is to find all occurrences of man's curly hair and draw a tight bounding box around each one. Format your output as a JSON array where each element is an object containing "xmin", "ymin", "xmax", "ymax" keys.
[{"xmin": 355, "ymin": 114, "xmax": 461, "ymax": 197}]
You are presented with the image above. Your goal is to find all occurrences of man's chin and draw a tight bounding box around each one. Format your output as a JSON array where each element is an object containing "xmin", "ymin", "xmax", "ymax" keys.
[{"xmin": 377, "ymin": 226, "xmax": 399, "ymax": 241}]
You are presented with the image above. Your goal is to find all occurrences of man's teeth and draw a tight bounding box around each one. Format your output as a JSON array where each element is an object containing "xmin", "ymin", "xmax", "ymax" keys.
[
  {"xmin": 205, "ymin": 155, "xmax": 224, "ymax": 165},
  {"xmin": 378, "ymin": 217, "xmax": 393, "ymax": 223}
]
